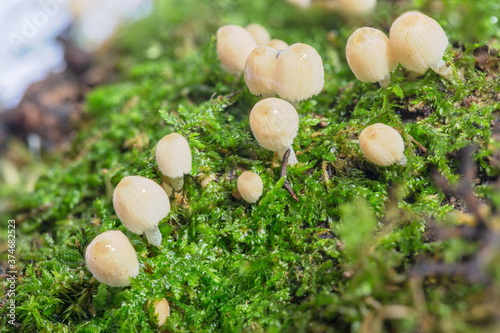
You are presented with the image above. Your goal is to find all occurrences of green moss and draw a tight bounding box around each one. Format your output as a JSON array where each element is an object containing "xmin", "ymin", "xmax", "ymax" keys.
[{"xmin": 2, "ymin": 0, "xmax": 500, "ymax": 332}]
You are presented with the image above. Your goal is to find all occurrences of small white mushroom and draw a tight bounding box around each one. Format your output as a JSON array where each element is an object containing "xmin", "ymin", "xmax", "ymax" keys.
[
  {"xmin": 328, "ymin": 0, "xmax": 377, "ymax": 16},
  {"xmin": 274, "ymin": 43, "xmax": 324, "ymax": 103},
  {"xmin": 284, "ymin": 0, "xmax": 311, "ymax": 9},
  {"xmin": 113, "ymin": 176, "xmax": 170, "ymax": 247},
  {"xmin": 346, "ymin": 27, "xmax": 398, "ymax": 87},
  {"xmin": 85, "ymin": 230, "xmax": 139, "ymax": 287},
  {"xmin": 245, "ymin": 24, "xmax": 271, "ymax": 46},
  {"xmin": 390, "ymin": 11, "xmax": 450, "ymax": 77},
  {"xmin": 244, "ymin": 46, "xmax": 280, "ymax": 98},
  {"xmin": 237, "ymin": 171, "xmax": 264, "ymax": 203},
  {"xmin": 359, "ymin": 123, "xmax": 405, "ymax": 166},
  {"xmin": 249, "ymin": 98, "xmax": 299, "ymax": 165},
  {"xmin": 217, "ymin": 25, "xmax": 258, "ymax": 75},
  {"xmin": 156, "ymin": 132, "xmax": 192, "ymax": 191}
]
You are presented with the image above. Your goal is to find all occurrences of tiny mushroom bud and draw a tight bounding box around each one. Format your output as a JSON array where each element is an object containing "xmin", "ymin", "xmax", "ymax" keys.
[
  {"xmin": 346, "ymin": 27, "xmax": 398, "ymax": 87},
  {"xmin": 156, "ymin": 132, "xmax": 192, "ymax": 191},
  {"xmin": 250, "ymin": 98, "xmax": 299, "ymax": 165},
  {"xmin": 274, "ymin": 43, "xmax": 324, "ymax": 103},
  {"xmin": 113, "ymin": 176, "xmax": 170, "ymax": 247},
  {"xmin": 150, "ymin": 298, "xmax": 170, "ymax": 327},
  {"xmin": 85, "ymin": 230, "xmax": 139, "ymax": 287},
  {"xmin": 245, "ymin": 24, "xmax": 271, "ymax": 46},
  {"xmin": 390, "ymin": 11, "xmax": 450, "ymax": 77},
  {"xmin": 267, "ymin": 39, "xmax": 289, "ymax": 51},
  {"xmin": 217, "ymin": 25, "xmax": 258, "ymax": 75},
  {"xmin": 237, "ymin": 171, "xmax": 264, "ymax": 203},
  {"xmin": 359, "ymin": 123, "xmax": 405, "ymax": 166},
  {"xmin": 244, "ymin": 46, "xmax": 280, "ymax": 97}
]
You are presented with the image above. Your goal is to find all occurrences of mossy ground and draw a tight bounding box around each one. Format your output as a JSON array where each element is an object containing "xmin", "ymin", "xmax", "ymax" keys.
[{"xmin": 1, "ymin": 0, "xmax": 500, "ymax": 332}]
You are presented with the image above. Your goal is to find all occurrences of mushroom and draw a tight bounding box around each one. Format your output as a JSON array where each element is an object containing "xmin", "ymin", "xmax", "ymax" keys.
[
  {"xmin": 274, "ymin": 43, "xmax": 324, "ymax": 103},
  {"xmin": 113, "ymin": 176, "xmax": 170, "ymax": 247},
  {"xmin": 85, "ymin": 230, "xmax": 139, "ymax": 287},
  {"xmin": 284, "ymin": 0, "xmax": 311, "ymax": 9},
  {"xmin": 267, "ymin": 39, "xmax": 289, "ymax": 51},
  {"xmin": 325, "ymin": 0, "xmax": 377, "ymax": 16},
  {"xmin": 237, "ymin": 171, "xmax": 264, "ymax": 203},
  {"xmin": 359, "ymin": 123, "xmax": 405, "ymax": 166},
  {"xmin": 249, "ymin": 98, "xmax": 299, "ymax": 165},
  {"xmin": 156, "ymin": 132, "xmax": 192, "ymax": 191},
  {"xmin": 390, "ymin": 11, "xmax": 450, "ymax": 78},
  {"xmin": 245, "ymin": 24, "xmax": 271, "ymax": 46},
  {"xmin": 149, "ymin": 298, "xmax": 170, "ymax": 327},
  {"xmin": 244, "ymin": 46, "xmax": 280, "ymax": 98},
  {"xmin": 345, "ymin": 27, "xmax": 398, "ymax": 87},
  {"xmin": 217, "ymin": 25, "xmax": 258, "ymax": 75}
]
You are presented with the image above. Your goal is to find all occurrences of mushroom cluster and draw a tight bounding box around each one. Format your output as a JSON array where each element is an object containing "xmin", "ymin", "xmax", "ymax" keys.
[
  {"xmin": 346, "ymin": 11, "xmax": 450, "ymax": 87},
  {"xmin": 217, "ymin": 23, "xmax": 289, "ymax": 76},
  {"xmin": 245, "ymin": 42, "xmax": 324, "ymax": 103}
]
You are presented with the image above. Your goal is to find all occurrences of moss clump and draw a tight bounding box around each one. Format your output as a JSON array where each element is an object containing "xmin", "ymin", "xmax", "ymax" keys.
[{"xmin": 1, "ymin": 0, "xmax": 500, "ymax": 332}]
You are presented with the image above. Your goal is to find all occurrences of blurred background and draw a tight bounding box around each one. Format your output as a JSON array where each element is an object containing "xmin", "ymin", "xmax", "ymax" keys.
[{"xmin": 0, "ymin": 0, "xmax": 498, "ymax": 156}]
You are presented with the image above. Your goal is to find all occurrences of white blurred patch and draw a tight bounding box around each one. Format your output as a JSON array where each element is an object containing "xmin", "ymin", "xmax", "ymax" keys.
[{"xmin": 0, "ymin": 0, "xmax": 152, "ymax": 110}]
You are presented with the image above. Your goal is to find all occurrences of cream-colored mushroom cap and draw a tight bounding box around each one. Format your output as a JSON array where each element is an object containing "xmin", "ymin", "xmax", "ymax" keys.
[
  {"xmin": 244, "ymin": 46, "xmax": 279, "ymax": 97},
  {"xmin": 113, "ymin": 176, "xmax": 170, "ymax": 235},
  {"xmin": 333, "ymin": 0, "xmax": 377, "ymax": 16},
  {"xmin": 249, "ymin": 98, "xmax": 299, "ymax": 151},
  {"xmin": 285, "ymin": 0, "xmax": 311, "ymax": 8},
  {"xmin": 346, "ymin": 27, "xmax": 397, "ymax": 85},
  {"xmin": 217, "ymin": 25, "xmax": 258, "ymax": 75},
  {"xmin": 245, "ymin": 24, "xmax": 271, "ymax": 46},
  {"xmin": 152, "ymin": 298, "xmax": 170, "ymax": 327},
  {"xmin": 274, "ymin": 43, "xmax": 324, "ymax": 102},
  {"xmin": 390, "ymin": 11, "xmax": 449, "ymax": 73},
  {"xmin": 85, "ymin": 230, "xmax": 139, "ymax": 287},
  {"xmin": 237, "ymin": 171, "xmax": 264, "ymax": 203},
  {"xmin": 267, "ymin": 39, "xmax": 289, "ymax": 51},
  {"xmin": 359, "ymin": 123, "xmax": 405, "ymax": 166},
  {"xmin": 156, "ymin": 133, "xmax": 192, "ymax": 178}
]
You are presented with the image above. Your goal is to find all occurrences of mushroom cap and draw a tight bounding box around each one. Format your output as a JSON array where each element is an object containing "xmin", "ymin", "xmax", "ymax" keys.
[
  {"xmin": 249, "ymin": 98, "xmax": 299, "ymax": 152},
  {"xmin": 237, "ymin": 171, "xmax": 264, "ymax": 203},
  {"xmin": 245, "ymin": 24, "xmax": 271, "ymax": 46},
  {"xmin": 335, "ymin": 0, "xmax": 376, "ymax": 16},
  {"xmin": 390, "ymin": 11, "xmax": 448, "ymax": 72},
  {"xmin": 85, "ymin": 230, "xmax": 139, "ymax": 287},
  {"xmin": 217, "ymin": 25, "xmax": 258, "ymax": 75},
  {"xmin": 274, "ymin": 43, "xmax": 324, "ymax": 102},
  {"xmin": 152, "ymin": 298, "xmax": 170, "ymax": 327},
  {"xmin": 267, "ymin": 39, "xmax": 289, "ymax": 51},
  {"xmin": 346, "ymin": 27, "xmax": 398, "ymax": 83},
  {"xmin": 156, "ymin": 132, "xmax": 192, "ymax": 178},
  {"xmin": 285, "ymin": 0, "xmax": 311, "ymax": 8},
  {"xmin": 359, "ymin": 123, "xmax": 405, "ymax": 166},
  {"xmin": 244, "ymin": 46, "xmax": 280, "ymax": 97},
  {"xmin": 113, "ymin": 176, "xmax": 170, "ymax": 234}
]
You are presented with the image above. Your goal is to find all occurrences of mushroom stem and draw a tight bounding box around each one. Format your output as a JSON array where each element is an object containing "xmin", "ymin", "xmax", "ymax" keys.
[
  {"xmin": 398, "ymin": 154, "xmax": 407, "ymax": 166},
  {"xmin": 430, "ymin": 59, "xmax": 451, "ymax": 79},
  {"xmin": 145, "ymin": 226, "xmax": 162, "ymax": 247},
  {"xmin": 378, "ymin": 74, "xmax": 391, "ymax": 88},
  {"xmin": 277, "ymin": 146, "xmax": 298, "ymax": 165},
  {"xmin": 169, "ymin": 176, "xmax": 184, "ymax": 192}
]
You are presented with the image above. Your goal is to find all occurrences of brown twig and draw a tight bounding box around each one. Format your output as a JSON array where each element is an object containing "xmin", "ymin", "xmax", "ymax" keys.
[
  {"xmin": 408, "ymin": 134, "xmax": 428, "ymax": 153},
  {"xmin": 281, "ymin": 149, "xmax": 299, "ymax": 202}
]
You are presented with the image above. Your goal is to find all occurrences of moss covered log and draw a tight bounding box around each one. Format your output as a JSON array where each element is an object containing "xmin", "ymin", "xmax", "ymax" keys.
[{"xmin": 1, "ymin": 0, "xmax": 500, "ymax": 331}]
